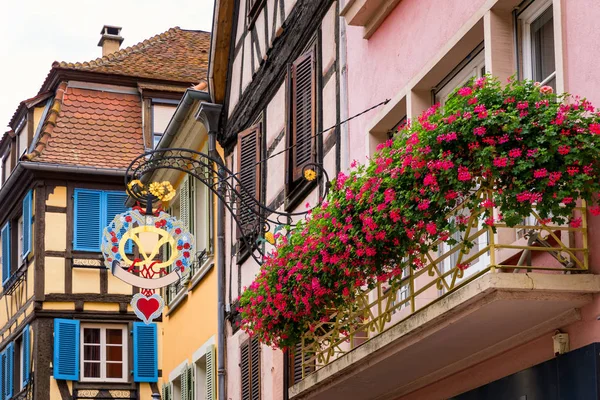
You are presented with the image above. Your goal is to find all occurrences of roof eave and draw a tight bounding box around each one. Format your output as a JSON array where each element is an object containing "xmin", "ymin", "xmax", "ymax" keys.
[{"xmin": 208, "ymin": 0, "xmax": 236, "ymax": 104}]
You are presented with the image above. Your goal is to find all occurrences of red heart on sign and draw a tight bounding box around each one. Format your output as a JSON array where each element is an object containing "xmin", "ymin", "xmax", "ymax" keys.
[
  {"xmin": 131, "ymin": 293, "xmax": 164, "ymax": 324},
  {"xmin": 137, "ymin": 297, "xmax": 160, "ymax": 319}
]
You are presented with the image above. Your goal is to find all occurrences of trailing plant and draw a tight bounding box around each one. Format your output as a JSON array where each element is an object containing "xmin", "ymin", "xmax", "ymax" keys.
[{"xmin": 238, "ymin": 76, "xmax": 600, "ymax": 349}]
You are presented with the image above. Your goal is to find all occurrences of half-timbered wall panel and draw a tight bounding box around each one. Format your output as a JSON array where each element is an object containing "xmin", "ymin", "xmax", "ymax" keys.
[
  {"xmin": 253, "ymin": 13, "xmax": 265, "ymax": 72},
  {"xmin": 265, "ymin": 84, "xmax": 286, "ymax": 206},
  {"xmin": 322, "ymin": 5, "xmax": 337, "ymax": 76},
  {"xmin": 46, "ymin": 187, "xmax": 67, "ymax": 208},
  {"xmin": 284, "ymin": 0, "xmax": 297, "ymax": 19},
  {"xmin": 44, "ymin": 257, "xmax": 65, "ymax": 294},
  {"xmin": 44, "ymin": 213, "xmax": 67, "ymax": 252},
  {"xmin": 229, "ymin": 55, "xmax": 243, "ymax": 117},
  {"xmin": 242, "ymin": 34, "xmax": 253, "ymax": 92},
  {"xmin": 72, "ymin": 268, "xmax": 100, "ymax": 294},
  {"xmin": 236, "ymin": 0, "xmax": 248, "ymax": 44},
  {"xmin": 225, "ymin": 1, "xmax": 341, "ymax": 397}
]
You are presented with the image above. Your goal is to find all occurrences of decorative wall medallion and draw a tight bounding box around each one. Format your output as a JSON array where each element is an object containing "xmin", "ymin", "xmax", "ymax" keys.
[{"xmin": 102, "ymin": 207, "xmax": 194, "ymax": 324}]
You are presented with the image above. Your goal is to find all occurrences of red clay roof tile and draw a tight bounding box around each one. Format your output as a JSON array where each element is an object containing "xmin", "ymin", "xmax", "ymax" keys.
[
  {"xmin": 53, "ymin": 27, "xmax": 210, "ymax": 84},
  {"xmin": 31, "ymin": 86, "xmax": 145, "ymax": 169}
]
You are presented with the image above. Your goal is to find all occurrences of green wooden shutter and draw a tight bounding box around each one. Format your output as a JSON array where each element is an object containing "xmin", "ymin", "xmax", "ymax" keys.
[
  {"xmin": 22, "ymin": 325, "xmax": 30, "ymax": 386},
  {"xmin": 1, "ymin": 223, "xmax": 10, "ymax": 285},
  {"xmin": 180, "ymin": 177, "xmax": 191, "ymax": 232},
  {"xmin": 162, "ymin": 383, "xmax": 171, "ymax": 400},
  {"xmin": 188, "ymin": 362, "xmax": 195, "ymax": 400},
  {"xmin": 133, "ymin": 322, "xmax": 158, "ymax": 382},
  {"xmin": 74, "ymin": 189, "xmax": 102, "ymax": 251},
  {"xmin": 53, "ymin": 319, "xmax": 80, "ymax": 380},
  {"xmin": 181, "ymin": 364, "xmax": 189, "ymax": 400},
  {"xmin": 5, "ymin": 342, "xmax": 13, "ymax": 399},
  {"xmin": 206, "ymin": 345, "xmax": 216, "ymax": 400},
  {"xmin": 290, "ymin": 48, "xmax": 316, "ymax": 182},
  {"xmin": 105, "ymin": 191, "xmax": 132, "ymax": 253},
  {"xmin": 22, "ymin": 190, "xmax": 32, "ymax": 259}
]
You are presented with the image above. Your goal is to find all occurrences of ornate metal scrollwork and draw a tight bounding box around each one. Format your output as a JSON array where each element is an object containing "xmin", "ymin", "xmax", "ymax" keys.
[{"xmin": 125, "ymin": 148, "xmax": 330, "ymax": 264}]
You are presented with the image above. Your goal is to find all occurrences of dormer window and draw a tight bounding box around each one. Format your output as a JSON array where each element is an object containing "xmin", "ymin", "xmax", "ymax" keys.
[
  {"xmin": 17, "ymin": 121, "xmax": 29, "ymax": 159},
  {"xmin": 151, "ymin": 100, "xmax": 177, "ymax": 149}
]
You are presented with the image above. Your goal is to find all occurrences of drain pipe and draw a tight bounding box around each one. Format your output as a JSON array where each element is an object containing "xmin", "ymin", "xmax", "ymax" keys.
[{"xmin": 197, "ymin": 103, "xmax": 226, "ymax": 400}]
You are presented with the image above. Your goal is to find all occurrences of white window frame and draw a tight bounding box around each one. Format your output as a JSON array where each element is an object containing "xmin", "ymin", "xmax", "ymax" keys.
[
  {"xmin": 520, "ymin": 0, "xmax": 556, "ymax": 85},
  {"xmin": 192, "ymin": 336, "xmax": 215, "ymax": 400},
  {"xmin": 172, "ymin": 375, "xmax": 182, "ymax": 400},
  {"xmin": 434, "ymin": 49, "xmax": 485, "ymax": 107},
  {"xmin": 195, "ymin": 354, "xmax": 207, "ymax": 400},
  {"xmin": 79, "ymin": 324, "xmax": 128, "ymax": 383}
]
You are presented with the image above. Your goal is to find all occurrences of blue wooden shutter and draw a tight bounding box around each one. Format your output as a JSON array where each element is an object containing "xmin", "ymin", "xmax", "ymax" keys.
[
  {"xmin": 0, "ymin": 350, "xmax": 5, "ymax": 400},
  {"xmin": 104, "ymin": 192, "xmax": 132, "ymax": 253},
  {"xmin": 22, "ymin": 190, "xmax": 32, "ymax": 259},
  {"xmin": 1, "ymin": 223, "xmax": 10, "ymax": 285},
  {"xmin": 22, "ymin": 325, "xmax": 30, "ymax": 386},
  {"xmin": 133, "ymin": 322, "xmax": 158, "ymax": 382},
  {"xmin": 53, "ymin": 319, "xmax": 80, "ymax": 380},
  {"xmin": 5, "ymin": 343, "xmax": 13, "ymax": 399},
  {"xmin": 74, "ymin": 190, "xmax": 102, "ymax": 251}
]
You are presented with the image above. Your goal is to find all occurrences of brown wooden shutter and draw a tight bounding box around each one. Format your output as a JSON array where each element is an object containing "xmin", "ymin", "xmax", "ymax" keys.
[
  {"xmin": 290, "ymin": 48, "xmax": 316, "ymax": 182},
  {"xmin": 288, "ymin": 342, "xmax": 314, "ymax": 386},
  {"xmin": 241, "ymin": 337, "xmax": 261, "ymax": 400},
  {"xmin": 241, "ymin": 341, "xmax": 251, "ymax": 400},
  {"xmin": 250, "ymin": 337, "xmax": 261, "ymax": 400},
  {"xmin": 236, "ymin": 124, "xmax": 262, "ymax": 245}
]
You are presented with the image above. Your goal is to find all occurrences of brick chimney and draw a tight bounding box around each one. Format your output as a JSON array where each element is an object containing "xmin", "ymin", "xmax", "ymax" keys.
[{"xmin": 98, "ymin": 25, "xmax": 124, "ymax": 56}]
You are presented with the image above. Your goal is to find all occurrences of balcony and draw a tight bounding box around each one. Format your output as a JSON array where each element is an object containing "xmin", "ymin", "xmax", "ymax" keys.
[{"xmin": 289, "ymin": 191, "xmax": 600, "ymax": 400}]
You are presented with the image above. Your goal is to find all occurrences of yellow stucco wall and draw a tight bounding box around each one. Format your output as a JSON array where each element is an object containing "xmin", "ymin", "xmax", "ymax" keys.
[
  {"xmin": 161, "ymin": 266, "xmax": 218, "ymax": 378},
  {"xmin": 161, "ymin": 140, "xmax": 221, "ymax": 381},
  {"xmin": 44, "ymin": 257, "xmax": 65, "ymax": 294},
  {"xmin": 107, "ymin": 272, "xmax": 133, "ymax": 295},
  {"xmin": 42, "ymin": 302, "xmax": 75, "ymax": 310},
  {"xmin": 46, "ymin": 186, "xmax": 67, "ymax": 208},
  {"xmin": 45, "ymin": 212, "xmax": 67, "ymax": 251},
  {"xmin": 72, "ymin": 268, "xmax": 100, "ymax": 293},
  {"xmin": 83, "ymin": 302, "xmax": 119, "ymax": 312}
]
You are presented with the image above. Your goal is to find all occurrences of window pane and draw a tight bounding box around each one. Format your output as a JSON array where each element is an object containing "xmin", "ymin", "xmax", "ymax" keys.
[
  {"xmin": 152, "ymin": 104, "xmax": 177, "ymax": 135},
  {"xmin": 154, "ymin": 133, "xmax": 162, "ymax": 149},
  {"xmin": 106, "ymin": 345, "xmax": 123, "ymax": 362},
  {"xmin": 106, "ymin": 329, "xmax": 123, "ymax": 345},
  {"xmin": 84, "ymin": 345, "xmax": 101, "ymax": 361},
  {"xmin": 84, "ymin": 362, "xmax": 101, "ymax": 378},
  {"xmin": 531, "ymin": 6, "xmax": 555, "ymax": 84},
  {"xmin": 106, "ymin": 362, "xmax": 123, "ymax": 379},
  {"xmin": 83, "ymin": 328, "xmax": 100, "ymax": 344}
]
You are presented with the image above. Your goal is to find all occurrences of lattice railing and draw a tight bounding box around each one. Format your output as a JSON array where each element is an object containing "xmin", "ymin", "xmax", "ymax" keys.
[{"xmin": 297, "ymin": 190, "xmax": 588, "ymax": 380}]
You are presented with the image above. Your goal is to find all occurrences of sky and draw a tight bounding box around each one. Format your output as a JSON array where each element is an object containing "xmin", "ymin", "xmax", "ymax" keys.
[{"xmin": 0, "ymin": 0, "xmax": 215, "ymax": 130}]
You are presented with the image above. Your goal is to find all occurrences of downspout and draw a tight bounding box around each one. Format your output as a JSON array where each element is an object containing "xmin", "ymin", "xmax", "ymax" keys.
[{"xmin": 197, "ymin": 103, "xmax": 226, "ymax": 400}]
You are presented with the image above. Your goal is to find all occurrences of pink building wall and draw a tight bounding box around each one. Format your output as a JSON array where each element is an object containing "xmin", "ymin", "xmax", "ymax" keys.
[
  {"xmin": 341, "ymin": 0, "xmax": 600, "ymax": 397},
  {"xmin": 345, "ymin": 0, "xmax": 486, "ymax": 163}
]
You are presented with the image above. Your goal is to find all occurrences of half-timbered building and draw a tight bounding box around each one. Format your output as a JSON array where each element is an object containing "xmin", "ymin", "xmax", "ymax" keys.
[
  {"xmin": 0, "ymin": 26, "xmax": 210, "ymax": 400},
  {"xmin": 208, "ymin": 0, "xmax": 346, "ymax": 398}
]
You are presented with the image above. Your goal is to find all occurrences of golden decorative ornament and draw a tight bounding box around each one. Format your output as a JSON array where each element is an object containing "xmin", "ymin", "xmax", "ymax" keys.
[
  {"xmin": 304, "ymin": 169, "xmax": 317, "ymax": 181},
  {"xmin": 265, "ymin": 232, "xmax": 275, "ymax": 245}
]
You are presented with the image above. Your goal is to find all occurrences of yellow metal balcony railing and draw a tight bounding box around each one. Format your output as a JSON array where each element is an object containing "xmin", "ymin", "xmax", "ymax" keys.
[{"xmin": 296, "ymin": 189, "xmax": 589, "ymax": 381}]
